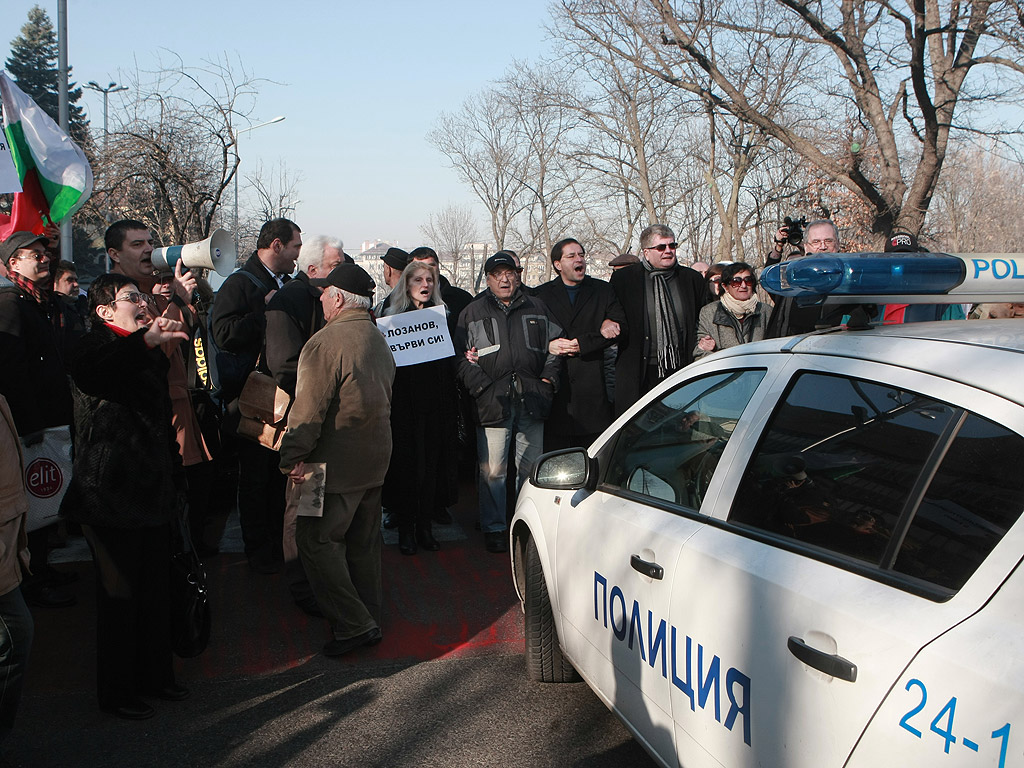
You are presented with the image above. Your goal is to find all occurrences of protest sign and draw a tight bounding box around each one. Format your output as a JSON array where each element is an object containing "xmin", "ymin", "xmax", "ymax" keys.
[{"xmin": 376, "ymin": 305, "xmax": 455, "ymax": 366}]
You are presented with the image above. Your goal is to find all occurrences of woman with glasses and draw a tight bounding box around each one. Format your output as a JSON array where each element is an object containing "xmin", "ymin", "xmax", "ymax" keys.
[
  {"xmin": 694, "ymin": 262, "xmax": 770, "ymax": 359},
  {"xmin": 59, "ymin": 273, "xmax": 192, "ymax": 721}
]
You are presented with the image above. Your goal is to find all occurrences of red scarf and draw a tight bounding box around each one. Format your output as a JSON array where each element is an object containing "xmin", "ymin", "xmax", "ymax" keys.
[{"xmin": 8, "ymin": 270, "xmax": 50, "ymax": 305}]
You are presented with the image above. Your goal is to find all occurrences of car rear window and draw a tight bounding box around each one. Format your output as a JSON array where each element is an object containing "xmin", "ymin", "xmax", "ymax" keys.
[{"xmin": 729, "ymin": 371, "xmax": 1024, "ymax": 595}]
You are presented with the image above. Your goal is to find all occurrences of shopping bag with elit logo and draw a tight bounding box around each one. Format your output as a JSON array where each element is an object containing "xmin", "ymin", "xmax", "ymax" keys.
[{"xmin": 22, "ymin": 426, "xmax": 72, "ymax": 533}]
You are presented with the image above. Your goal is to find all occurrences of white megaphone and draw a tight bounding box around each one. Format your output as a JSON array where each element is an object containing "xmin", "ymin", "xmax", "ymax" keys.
[{"xmin": 151, "ymin": 228, "xmax": 236, "ymax": 277}]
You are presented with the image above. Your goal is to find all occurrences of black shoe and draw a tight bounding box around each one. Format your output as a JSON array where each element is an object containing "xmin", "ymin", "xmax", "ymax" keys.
[
  {"xmin": 143, "ymin": 683, "xmax": 190, "ymax": 702},
  {"xmin": 382, "ymin": 510, "xmax": 399, "ymax": 529},
  {"xmin": 433, "ymin": 506, "xmax": 453, "ymax": 525},
  {"xmin": 103, "ymin": 699, "xmax": 155, "ymax": 720},
  {"xmin": 399, "ymin": 528, "xmax": 417, "ymax": 556},
  {"xmin": 23, "ymin": 584, "xmax": 77, "ymax": 608},
  {"xmin": 416, "ymin": 527, "xmax": 440, "ymax": 551},
  {"xmin": 195, "ymin": 543, "xmax": 220, "ymax": 559},
  {"xmin": 323, "ymin": 627, "xmax": 383, "ymax": 657},
  {"xmin": 484, "ymin": 531, "xmax": 508, "ymax": 554},
  {"xmin": 247, "ymin": 551, "xmax": 283, "ymax": 575},
  {"xmin": 41, "ymin": 565, "xmax": 79, "ymax": 587},
  {"xmin": 294, "ymin": 594, "xmax": 324, "ymax": 618}
]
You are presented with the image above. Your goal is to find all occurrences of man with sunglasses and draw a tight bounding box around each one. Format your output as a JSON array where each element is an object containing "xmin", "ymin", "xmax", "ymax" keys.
[
  {"xmin": 610, "ymin": 224, "xmax": 706, "ymax": 415},
  {"xmin": 0, "ymin": 231, "xmax": 77, "ymax": 608}
]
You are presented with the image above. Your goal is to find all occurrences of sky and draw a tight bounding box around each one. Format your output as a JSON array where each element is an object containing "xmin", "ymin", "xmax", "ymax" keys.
[{"xmin": 1, "ymin": 0, "xmax": 556, "ymax": 252}]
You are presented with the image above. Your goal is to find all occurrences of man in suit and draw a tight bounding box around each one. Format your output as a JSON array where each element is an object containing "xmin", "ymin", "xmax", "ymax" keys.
[
  {"xmin": 210, "ymin": 218, "xmax": 301, "ymax": 574},
  {"xmin": 536, "ymin": 238, "xmax": 626, "ymax": 451},
  {"xmin": 610, "ymin": 224, "xmax": 705, "ymax": 415}
]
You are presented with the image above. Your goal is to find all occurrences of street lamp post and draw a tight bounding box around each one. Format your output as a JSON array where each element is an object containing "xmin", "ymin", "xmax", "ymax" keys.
[
  {"xmin": 233, "ymin": 116, "xmax": 286, "ymax": 249},
  {"xmin": 84, "ymin": 80, "xmax": 127, "ymax": 153}
]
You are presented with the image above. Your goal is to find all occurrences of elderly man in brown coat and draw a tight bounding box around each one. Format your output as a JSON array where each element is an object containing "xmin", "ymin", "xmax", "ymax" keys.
[{"xmin": 279, "ymin": 264, "xmax": 396, "ymax": 657}]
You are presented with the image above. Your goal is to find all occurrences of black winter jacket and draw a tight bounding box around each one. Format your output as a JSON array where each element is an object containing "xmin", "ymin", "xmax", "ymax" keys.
[
  {"xmin": 455, "ymin": 289, "xmax": 562, "ymax": 426},
  {"xmin": 264, "ymin": 272, "xmax": 323, "ymax": 397},
  {"xmin": 60, "ymin": 325, "xmax": 182, "ymax": 529},
  {"xmin": 0, "ymin": 284, "xmax": 73, "ymax": 435},
  {"xmin": 535, "ymin": 276, "xmax": 626, "ymax": 438},
  {"xmin": 209, "ymin": 254, "xmax": 281, "ymax": 400}
]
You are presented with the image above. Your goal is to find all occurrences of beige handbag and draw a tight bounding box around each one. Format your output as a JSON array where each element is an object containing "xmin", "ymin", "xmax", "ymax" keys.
[{"xmin": 236, "ymin": 368, "xmax": 291, "ymax": 451}]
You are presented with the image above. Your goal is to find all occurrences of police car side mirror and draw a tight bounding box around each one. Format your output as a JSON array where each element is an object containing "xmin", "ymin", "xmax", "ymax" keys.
[{"xmin": 532, "ymin": 449, "xmax": 598, "ymax": 491}]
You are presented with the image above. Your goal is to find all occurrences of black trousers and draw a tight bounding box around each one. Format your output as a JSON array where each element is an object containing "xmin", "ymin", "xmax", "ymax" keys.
[
  {"xmin": 235, "ymin": 438, "xmax": 287, "ymax": 561},
  {"xmin": 82, "ymin": 522, "xmax": 175, "ymax": 708}
]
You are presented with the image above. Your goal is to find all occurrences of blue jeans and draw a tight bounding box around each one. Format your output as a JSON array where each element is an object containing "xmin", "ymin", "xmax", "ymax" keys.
[
  {"xmin": 0, "ymin": 585, "xmax": 33, "ymax": 742},
  {"xmin": 477, "ymin": 402, "xmax": 544, "ymax": 533}
]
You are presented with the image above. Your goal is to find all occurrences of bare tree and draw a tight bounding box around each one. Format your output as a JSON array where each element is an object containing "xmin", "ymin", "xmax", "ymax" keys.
[
  {"xmin": 557, "ymin": 0, "xmax": 1024, "ymax": 241},
  {"xmin": 429, "ymin": 89, "xmax": 530, "ymax": 250},
  {"xmin": 419, "ymin": 204, "xmax": 480, "ymax": 289},
  {"xmin": 241, "ymin": 160, "xmax": 303, "ymax": 255},
  {"xmin": 927, "ymin": 145, "xmax": 1024, "ymax": 252},
  {"xmin": 86, "ymin": 53, "xmax": 266, "ymax": 247}
]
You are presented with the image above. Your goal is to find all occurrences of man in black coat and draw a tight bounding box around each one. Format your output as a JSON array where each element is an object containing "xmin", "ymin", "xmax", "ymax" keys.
[
  {"xmin": 610, "ymin": 224, "xmax": 706, "ymax": 416},
  {"xmin": 0, "ymin": 231, "xmax": 76, "ymax": 608},
  {"xmin": 210, "ymin": 218, "xmax": 302, "ymax": 574},
  {"xmin": 536, "ymin": 238, "xmax": 627, "ymax": 451}
]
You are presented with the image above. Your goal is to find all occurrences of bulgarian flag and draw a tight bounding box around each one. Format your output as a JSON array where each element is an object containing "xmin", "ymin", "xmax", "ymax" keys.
[{"xmin": 0, "ymin": 71, "xmax": 93, "ymax": 240}]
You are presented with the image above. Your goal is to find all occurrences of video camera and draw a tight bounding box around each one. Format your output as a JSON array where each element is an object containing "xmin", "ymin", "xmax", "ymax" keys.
[{"xmin": 783, "ymin": 216, "xmax": 809, "ymax": 247}]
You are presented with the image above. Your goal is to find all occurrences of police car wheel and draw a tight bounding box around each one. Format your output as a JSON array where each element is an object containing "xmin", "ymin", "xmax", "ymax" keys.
[{"xmin": 524, "ymin": 538, "xmax": 580, "ymax": 683}]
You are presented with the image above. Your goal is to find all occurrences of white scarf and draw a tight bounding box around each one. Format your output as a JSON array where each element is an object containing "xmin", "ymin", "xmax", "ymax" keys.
[{"xmin": 720, "ymin": 291, "xmax": 760, "ymax": 319}]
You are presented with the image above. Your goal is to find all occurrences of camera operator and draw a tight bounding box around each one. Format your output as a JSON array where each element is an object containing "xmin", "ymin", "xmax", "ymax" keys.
[{"xmin": 764, "ymin": 218, "xmax": 842, "ymax": 337}]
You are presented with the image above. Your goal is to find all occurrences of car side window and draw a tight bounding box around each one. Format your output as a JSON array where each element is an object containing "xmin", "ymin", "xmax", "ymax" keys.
[
  {"xmin": 604, "ymin": 369, "xmax": 766, "ymax": 509},
  {"xmin": 729, "ymin": 371, "xmax": 1024, "ymax": 594},
  {"xmin": 893, "ymin": 412, "xmax": 1024, "ymax": 591}
]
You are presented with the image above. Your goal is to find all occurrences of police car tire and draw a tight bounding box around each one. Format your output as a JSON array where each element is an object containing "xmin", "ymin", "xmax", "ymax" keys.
[{"xmin": 524, "ymin": 538, "xmax": 580, "ymax": 683}]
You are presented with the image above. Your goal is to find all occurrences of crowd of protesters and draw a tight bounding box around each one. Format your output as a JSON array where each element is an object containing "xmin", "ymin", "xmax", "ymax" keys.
[{"xmin": 0, "ymin": 213, "xmax": 1017, "ymax": 739}]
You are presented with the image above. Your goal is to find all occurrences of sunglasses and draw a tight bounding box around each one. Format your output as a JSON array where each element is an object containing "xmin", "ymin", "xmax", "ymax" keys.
[
  {"xmin": 110, "ymin": 291, "xmax": 152, "ymax": 306},
  {"xmin": 727, "ymin": 276, "xmax": 756, "ymax": 286},
  {"xmin": 645, "ymin": 242, "xmax": 678, "ymax": 252}
]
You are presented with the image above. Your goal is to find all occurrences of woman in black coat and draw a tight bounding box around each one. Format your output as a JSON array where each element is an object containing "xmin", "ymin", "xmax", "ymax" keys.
[
  {"xmin": 59, "ymin": 274, "xmax": 190, "ymax": 720},
  {"xmin": 379, "ymin": 262, "xmax": 460, "ymax": 556}
]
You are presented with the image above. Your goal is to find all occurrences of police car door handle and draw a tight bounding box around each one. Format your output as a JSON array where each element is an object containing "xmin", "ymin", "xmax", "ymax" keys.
[
  {"xmin": 787, "ymin": 636, "xmax": 858, "ymax": 683},
  {"xmin": 630, "ymin": 554, "xmax": 664, "ymax": 580}
]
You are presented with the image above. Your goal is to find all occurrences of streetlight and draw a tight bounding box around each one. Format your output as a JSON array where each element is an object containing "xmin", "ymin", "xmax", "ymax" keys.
[
  {"xmin": 84, "ymin": 80, "xmax": 127, "ymax": 152},
  {"xmin": 233, "ymin": 115, "xmax": 286, "ymax": 248}
]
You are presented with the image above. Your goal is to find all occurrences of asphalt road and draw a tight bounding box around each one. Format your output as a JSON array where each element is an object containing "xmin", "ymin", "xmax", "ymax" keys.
[{"xmin": 6, "ymin": 500, "xmax": 657, "ymax": 768}]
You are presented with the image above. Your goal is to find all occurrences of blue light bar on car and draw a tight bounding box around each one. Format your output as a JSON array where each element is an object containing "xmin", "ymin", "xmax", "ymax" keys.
[{"xmin": 761, "ymin": 253, "xmax": 1024, "ymax": 303}]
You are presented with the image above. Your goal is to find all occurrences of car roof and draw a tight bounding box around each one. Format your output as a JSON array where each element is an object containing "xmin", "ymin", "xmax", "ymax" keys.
[{"xmin": 703, "ymin": 319, "xmax": 1024, "ymax": 405}]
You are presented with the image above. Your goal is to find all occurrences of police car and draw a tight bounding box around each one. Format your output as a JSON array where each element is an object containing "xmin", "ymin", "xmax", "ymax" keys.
[{"xmin": 510, "ymin": 253, "xmax": 1024, "ymax": 768}]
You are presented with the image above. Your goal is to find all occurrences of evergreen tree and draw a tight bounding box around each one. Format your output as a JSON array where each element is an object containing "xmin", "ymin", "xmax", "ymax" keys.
[{"xmin": 4, "ymin": 5, "xmax": 91, "ymax": 149}]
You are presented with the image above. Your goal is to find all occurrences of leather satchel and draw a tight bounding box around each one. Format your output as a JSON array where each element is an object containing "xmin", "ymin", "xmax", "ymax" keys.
[{"xmin": 237, "ymin": 369, "xmax": 291, "ymax": 451}]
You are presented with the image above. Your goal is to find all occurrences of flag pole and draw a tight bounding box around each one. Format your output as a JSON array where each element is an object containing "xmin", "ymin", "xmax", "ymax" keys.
[{"xmin": 57, "ymin": 0, "xmax": 72, "ymax": 263}]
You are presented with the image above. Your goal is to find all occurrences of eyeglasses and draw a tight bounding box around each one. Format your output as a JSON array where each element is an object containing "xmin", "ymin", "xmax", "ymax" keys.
[
  {"xmin": 709, "ymin": 277, "xmax": 722, "ymax": 284},
  {"xmin": 13, "ymin": 251, "xmax": 50, "ymax": 263},
  {"xmin": 807, "ymin": 239, "xmax": 837, "ymax": 249},
  {"xmin": 727, "ymin": 276, "xmax": 756, "ymax": 286},
  {"xmin": 645, "ymin": 242, "xmax": 678, "ymax": 252},
  {"xmin": 110, "ymin": 292, "xmax": 151, "ymax": 306}
]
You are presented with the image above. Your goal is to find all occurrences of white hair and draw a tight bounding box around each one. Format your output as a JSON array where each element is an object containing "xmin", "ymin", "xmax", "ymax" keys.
[
  {"xmin": 297, "ymin": 234, "xmax": 344, "ymax": 274},
  {"xmin": 326, "ymin": 284, "xmax": 372, "ymax": 310}
]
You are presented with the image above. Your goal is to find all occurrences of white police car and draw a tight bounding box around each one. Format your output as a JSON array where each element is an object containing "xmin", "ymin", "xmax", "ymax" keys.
[{"xmin": 510, "ymin": 253, "xmax": 1024, "ymax": 768}]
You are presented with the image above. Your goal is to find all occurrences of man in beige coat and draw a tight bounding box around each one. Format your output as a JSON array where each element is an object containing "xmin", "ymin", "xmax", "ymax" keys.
[
  {"xmin": 279, "ymin": 264, "xmax": 395, "ymax": 657},
  {"xmin": 0, "ymin": 393, "xmax": 33, "ymax": 740}
]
